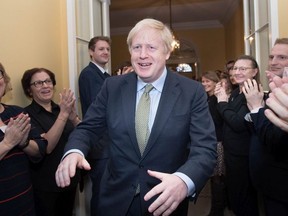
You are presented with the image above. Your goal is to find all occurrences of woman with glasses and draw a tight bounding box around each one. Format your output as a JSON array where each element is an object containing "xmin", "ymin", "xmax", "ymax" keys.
[
  {"xmin": 214, "ymin": 55, "xmax": 260, "ymax": 216},
  {"xmin": 21, "ymin": 68, "xmax": 81, "ymax": 216},
  {"xmin": 0, "ymin": 63, "xmax": 47, "ymax": 215}
]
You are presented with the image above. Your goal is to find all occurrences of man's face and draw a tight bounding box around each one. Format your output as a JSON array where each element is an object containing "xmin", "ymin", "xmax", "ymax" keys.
[
  {"xmin": 268, "ymin": 43, "xmax": 288, "ymax": 77},
  {"xmin": 130, "ymin": 27, "xmax": 170, "ymax": 83},
  {"xmin": 89, "ymin": 40, "xmax": 110, "ymax": 68}
]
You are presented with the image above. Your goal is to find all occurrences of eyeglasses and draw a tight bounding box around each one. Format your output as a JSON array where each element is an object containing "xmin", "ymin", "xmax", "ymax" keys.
[
  {"xmin": 0, "ymin": 70, "xmax": 3, "ymax": 80},
  {"xmin": 30, "ymin": 79, "xmax": 53, "ymax": 88},
  {"xmin": 232, "ymin": 67, "xmax": 254, "ymax": 72}
]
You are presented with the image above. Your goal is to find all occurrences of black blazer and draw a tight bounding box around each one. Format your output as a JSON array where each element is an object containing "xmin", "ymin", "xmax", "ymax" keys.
[
  {"xmin": 78, "ymin": 62, "xmax": 110, "ymax": 159},
  {"xmin": 66, "ymin": 69, "xmax": 217, "ymax": 215},
  {"xmin": 250, "ymin": 108, "xmax": 288, "ymax": 203}
]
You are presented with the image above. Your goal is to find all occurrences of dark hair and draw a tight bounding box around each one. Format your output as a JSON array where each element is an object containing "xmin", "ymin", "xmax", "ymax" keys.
[
  {"xmin": 88, "ymin": 36, "xmax": 111, "ymax": 51},
  {"xmin": 235, "ymin": 55, "xmax": 260, "ymax": 82},
  {"xmin": 226, "ymin": 60, "xmax": 235, "ymax": 66},
  {"xmin": 225, "ymin": 60, "xmax": 235, "ymax": 71},
  {"xmin": 21, "ymin": 68, "xmax": 56, "ymax": 98},
  {"xmin": 0, "ymin": 62, "xmax": 12, "ymax": 95},
  {"xmin": 219, "ymin": 73, "xmax": 233, "ymax": 94}
]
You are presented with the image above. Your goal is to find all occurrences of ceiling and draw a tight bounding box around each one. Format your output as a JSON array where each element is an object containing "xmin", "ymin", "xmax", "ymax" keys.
[{"xmin": 109, "ymin": 0, "xmax": 241, "ymax": 35}]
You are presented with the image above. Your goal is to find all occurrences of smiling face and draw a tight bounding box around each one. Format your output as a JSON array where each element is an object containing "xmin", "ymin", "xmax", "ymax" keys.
[
  {"xmin": 89, "ymin": 40, "xmax": 110, "ymax": 68},
  {"xmin": 202, "ymin": 77, "xmax": 217, "ymax": 96},
  {"xmin": 130, "ymin": 27, "xmax": 170, "ymax": 83},
  {"xmin": 268, "ymin": 43, "xmax": 288, "ymax": 77},
  {"xmin": 29, "ymin": 71, "xmax": 54, "ymax": 105},
  {"xmin": 233, "ymin": 59, "xmax": 258, "ymax": 87}
]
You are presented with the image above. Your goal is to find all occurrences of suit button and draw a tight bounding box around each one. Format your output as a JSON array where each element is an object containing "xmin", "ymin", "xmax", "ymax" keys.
[{"xmin": 139, "ymin": 165, "xmax": 144, "ymax": 168}]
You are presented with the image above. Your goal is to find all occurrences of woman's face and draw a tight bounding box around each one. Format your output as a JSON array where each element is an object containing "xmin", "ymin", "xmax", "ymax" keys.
[
  {"xmin": 202, "ymin": 76, "xmax": 217, "ymax": 95},
  {"xmin": 232, "ymin": 59, "xmax": 258, "ymax": 86},
  {"xmin": 29, "ymin": 71, "xmax": 54, "ymax": 104}
]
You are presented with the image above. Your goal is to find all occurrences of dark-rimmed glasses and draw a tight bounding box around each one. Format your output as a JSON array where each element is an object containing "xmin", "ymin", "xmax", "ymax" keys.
[{"xmin": 30, "ymin": 79, "xmax": 53, "ymax": 88}]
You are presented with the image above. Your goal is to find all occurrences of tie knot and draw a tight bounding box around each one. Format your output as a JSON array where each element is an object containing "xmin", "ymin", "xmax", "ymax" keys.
[{"xmin": 144, "ymin": 84, "xmax": 154, "ymax": 93}]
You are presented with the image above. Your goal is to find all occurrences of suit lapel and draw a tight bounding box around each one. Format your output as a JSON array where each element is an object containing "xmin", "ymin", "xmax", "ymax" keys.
[
  {"xmin": 121, "ymin": 74, "xmax": 142, "ymax": 157},
  {"xmin": 89, "ymin": 62, "xmax": 107, "ymax": 80}
]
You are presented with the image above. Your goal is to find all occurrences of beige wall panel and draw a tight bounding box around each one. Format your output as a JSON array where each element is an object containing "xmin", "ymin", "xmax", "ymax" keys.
[{"xmin": 0, "ymin": 0, "xmax": 68, "ymax": 106}]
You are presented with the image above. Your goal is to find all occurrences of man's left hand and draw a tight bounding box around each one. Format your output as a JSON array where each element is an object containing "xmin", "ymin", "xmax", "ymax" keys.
[{"xmin": 144, "ymin": 170, "xmax": 187, "ymax": 216}]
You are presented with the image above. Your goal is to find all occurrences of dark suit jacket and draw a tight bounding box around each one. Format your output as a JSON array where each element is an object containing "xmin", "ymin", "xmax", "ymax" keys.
[
  {"xmin": 250, "ymin": 108, "xmax": 288, "ymax": 203},
  {"xmin": 66, "ymin": 69, "xmax": 217, "ymax": 215},
  {"xmin": 78, "ymin": 62, "xmax": 109, "ymax": 159},
  {"xmin": 79, "ymin": 61, "xmax": 108, "ymax": 116}
]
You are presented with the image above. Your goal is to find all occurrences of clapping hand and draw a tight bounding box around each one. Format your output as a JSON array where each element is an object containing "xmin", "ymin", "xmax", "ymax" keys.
[
  {"xmin": 214, "ymin": 82, "xmax": 229, "ymax": 102},
  {"xmin": 265, "ymin": 76, "xmax": 288, "ymax": 132},
  {"xmin": 3, "ymin": 113, "xmax": 31, "ymax": 149},
  {"xmin": 58, "ymin": 88, "xmax": 76, "ymax": 120},
  {"xmin": 242, "ymin": 79, "xmax": 264, "ymax": 111}
]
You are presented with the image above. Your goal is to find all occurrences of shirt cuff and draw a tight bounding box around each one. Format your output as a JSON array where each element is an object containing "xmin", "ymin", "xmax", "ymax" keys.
[
  {"xmin": 61, "ymin": 149, "xmax": 84, "ymax": 161},
  {"xmin": 174, "ymin": 172, "xmax": 195, "ymax": 197}
]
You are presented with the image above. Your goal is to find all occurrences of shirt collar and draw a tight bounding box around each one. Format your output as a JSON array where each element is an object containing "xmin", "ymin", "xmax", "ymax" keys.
[
  {"xmin": 91, "ymin": 61, "xmax": 107, "ymax": 74},
  {"xmin": 32, "ymin": 99, "xmax": 59, "ymax": 114},
  {"xmin": 137, "ymin": 67, "xmax": 167, "ymax": 93}
]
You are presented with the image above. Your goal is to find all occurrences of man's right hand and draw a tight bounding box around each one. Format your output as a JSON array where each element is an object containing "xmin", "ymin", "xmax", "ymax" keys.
[{"xmin": 55, "ymin": 153, "xmax": 91, "ymax": 188}]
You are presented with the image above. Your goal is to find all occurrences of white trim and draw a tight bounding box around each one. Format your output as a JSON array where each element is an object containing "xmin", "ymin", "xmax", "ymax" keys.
[
  {"xmin": 269, "ymin": 0, "xmax": 279, "ymax": 45},
  {"xmin": 254, "ymin": 0, "xmax": 260, "ymax": 63},
  {"xmin": 100, "ymin": 0, "xmax": 110, "ymax": 36},
  {"xmin": 243, "ymin": 0, "xmax": 250, "ymax": 54},
  {"xmin": 66, "ymin": 0, "xmax": 78, "ymax": 110},
  {"xmin": 89, "ymin": 0, "xmax": 94, "ymax": 37}
]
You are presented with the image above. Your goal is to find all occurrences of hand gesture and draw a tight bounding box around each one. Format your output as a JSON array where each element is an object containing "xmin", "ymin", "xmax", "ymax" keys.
[
  {"xmin": 58, "ymin": 89, "xmax": 75, "ymax": 120},
  {"xmin": 265, "ymin": 76, "xmax": 288, "ymax": 132},
  {"xmin": 214, "ymin": 82, "xmax": 229, "ymax": 102},
  {"xmin": 242, "ymin": 79, "xmax": 264, "ymax": 111},
  {"xmin": 55, "ymin": 153, "xmax": 91, "ymax": 188},
  {"xmin": 144, "ymin": 170, "xmax": 187, "ymax": 216},
  {"xmin": 3, "ymin": 113, "xmax": 31, "ymax": 149}
]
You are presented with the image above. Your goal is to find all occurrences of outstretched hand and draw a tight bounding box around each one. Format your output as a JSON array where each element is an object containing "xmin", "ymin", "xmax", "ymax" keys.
[
  {"xmin": 55, "ymin": 153, "xmax": 91, "ymax": 188},
  {"xmin": 144, "ymin": 170, "xmax": 187, "ymax": 216}
]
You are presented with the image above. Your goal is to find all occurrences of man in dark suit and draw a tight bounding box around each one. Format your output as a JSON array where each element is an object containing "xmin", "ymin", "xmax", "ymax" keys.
[
  {"xmin": 78, "ymin": 36, "xmax": 111, "ymax": 216},
  {"xmin": 243, "ymin": 38, "xmax": 288, "ymax": 216},
  {"xmin": 56, "ymin": 18, "xmax": 217, "ymax": 216}
]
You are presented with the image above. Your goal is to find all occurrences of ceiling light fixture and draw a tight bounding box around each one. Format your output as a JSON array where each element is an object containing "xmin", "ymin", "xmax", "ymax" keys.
[{"xmin": 169, "ymin": 0, "xmax": 180, "ymax": 51}]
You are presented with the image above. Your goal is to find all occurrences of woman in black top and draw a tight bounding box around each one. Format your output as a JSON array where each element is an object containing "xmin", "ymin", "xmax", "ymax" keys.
[
  {"xmin": 215, "ymin": 55, "xmax": 260, "ymax": 216},
  {"xmin": 21, "ymin": 68, "xmax": 81, "ymax": 216}
]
